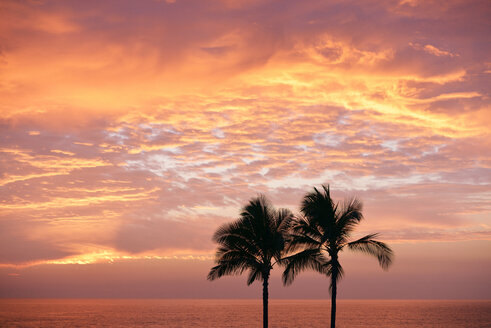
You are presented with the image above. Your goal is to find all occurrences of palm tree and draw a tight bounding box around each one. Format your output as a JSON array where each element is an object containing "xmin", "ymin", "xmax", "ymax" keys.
[
  {"xmin": 282, "ymin": 185, "xmax": 393, "ymax": 328},
  {"xmin": 207, "ymin": 195, "xmax": 293, "ymax": 328}
]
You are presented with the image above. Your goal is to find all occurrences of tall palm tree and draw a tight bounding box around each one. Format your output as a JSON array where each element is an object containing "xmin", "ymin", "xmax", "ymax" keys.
[
  {"xmin": 282, "ymin": 185, "xmax": 393, "ymax": 328},
  {"xmin": 208, "ymin": 195, "xmax": 293, "ymax": 328}
]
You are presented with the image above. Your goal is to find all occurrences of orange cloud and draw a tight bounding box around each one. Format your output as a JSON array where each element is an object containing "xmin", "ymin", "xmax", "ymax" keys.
[{"xmin": 0, "ymin": 0, "xmax": 489, "ymax": 281}]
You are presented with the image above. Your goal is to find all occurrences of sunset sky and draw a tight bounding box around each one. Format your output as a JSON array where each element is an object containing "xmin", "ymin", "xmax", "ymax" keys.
[{"xmin": 1, "ymin": 0, "xmax": 490, "ymax": 299}]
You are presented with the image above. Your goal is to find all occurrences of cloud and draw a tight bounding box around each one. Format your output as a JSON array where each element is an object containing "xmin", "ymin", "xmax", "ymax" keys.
[
  {"xmin": 0, "ymin": 0, "xmax": 489, "ymax": 270},
  {"xmin": 0, "ymin": 220, "xmax": 76, "ymax": 264},
  {"xmin": 113, "ymin": 216, "xmax": 218, "ymax": 254}
]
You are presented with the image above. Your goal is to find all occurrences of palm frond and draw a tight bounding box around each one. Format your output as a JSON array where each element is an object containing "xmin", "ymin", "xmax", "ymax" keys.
[
  {"xmin": 336, "ymin": 198, "xmax": 363, "ymax": 235},
  {"xmin": 213, "ymin": 221, "xmax": 259, "ymax": 253},
  {"xmin": 282, "ymin": 248, "xmax": 330, "ymax": 285},
  {"xmin": 285, "ymin": 232, "xmax": 322, "ymax": 253},
  {"xmin": 301, "ymin": 185, "xmax": 337, "ymax": 239},
  {"xmin": 347, "ymin": 234, "xmax": 393, "ymax": 269},
  {"xmin": 290, "ymin": 217, "xmax": 323, "ymax": 243},
  {"xmin": 208, "ymin": 194, "xmax": 291, "ymax": 286},
  {"xmin": 208, "ymin": 255, "xmax": 261, "ymax": 281},
  {"xmin": 280, "ymin": 182, "xmax": 394, "ymax": 317},
  {"xmin": 214, "ymin": 247, "xmax": 258, "ymax": 263},
  {"xmin": 214, "ymin": 232, "xmax": 263, "ymax": 260},
  {"xmin": 275, "ymin": 208, "xmax": 294, "ymax": 232},
  {"xmin": 246, "ymin": 267, "xmax": 263, "ymax": 285}
]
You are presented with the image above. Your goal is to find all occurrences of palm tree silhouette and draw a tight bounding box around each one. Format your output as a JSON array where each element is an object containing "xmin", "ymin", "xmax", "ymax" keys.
[
  {"xmin": 282, "ymin": 185, "xmax": 393, "ymax": 328},
  {"xmin": 208, "ymin": 195, "xmax": 293, "ymax": 328}
]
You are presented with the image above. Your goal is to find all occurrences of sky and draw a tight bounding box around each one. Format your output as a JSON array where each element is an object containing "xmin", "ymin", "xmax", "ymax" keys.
[{"xmin": 0, "ymin": 0, "xmax": 490, "ymax": 299}]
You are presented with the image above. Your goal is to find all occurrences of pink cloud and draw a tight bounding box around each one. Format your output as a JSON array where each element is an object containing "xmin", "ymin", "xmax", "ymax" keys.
[{"xmin": 0, "ymin": 0, "xmax": 489, "ymax": 299}]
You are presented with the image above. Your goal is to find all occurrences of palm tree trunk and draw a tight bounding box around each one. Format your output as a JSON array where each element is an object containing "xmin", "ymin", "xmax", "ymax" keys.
[
  {"xmin": 330, "ymin": 258, "xmax": 338, "ymax": 328},
  {"xmin": 330, "ymin": 274, "xmax": 337, "ymax": 328},
  {"xmin": 262, "ymin": 271, "xmax": 270, "ymax": 328}
]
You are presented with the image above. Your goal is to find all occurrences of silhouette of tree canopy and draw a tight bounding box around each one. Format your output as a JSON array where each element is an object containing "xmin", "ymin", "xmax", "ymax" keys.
[
  {"xmin": 208, "ymin": 195, "xmax": 293, "ymax": 328},
  {"xmin": 282, "ymin": 185, "xmax": 393, "ymax": 328}
]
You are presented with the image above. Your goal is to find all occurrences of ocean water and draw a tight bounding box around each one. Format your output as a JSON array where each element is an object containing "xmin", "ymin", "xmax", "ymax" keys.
[{"xmin": 0, "ymin": 299, "xmax": 490, "ymax": 328}]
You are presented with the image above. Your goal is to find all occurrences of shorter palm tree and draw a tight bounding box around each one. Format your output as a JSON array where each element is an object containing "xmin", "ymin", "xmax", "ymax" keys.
[
  {"xmin": 208, "ymin": 195, "xmax": 292, "ymax": 328},
  {"xmin": 282, "ymin": 185, "xmax": 393, "ymax": 328}
]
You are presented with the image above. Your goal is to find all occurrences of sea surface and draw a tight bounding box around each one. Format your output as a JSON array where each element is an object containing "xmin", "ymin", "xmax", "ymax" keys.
[{"xmin": 0, "ymin": 299, "xmax": 490, "ymax": 328}]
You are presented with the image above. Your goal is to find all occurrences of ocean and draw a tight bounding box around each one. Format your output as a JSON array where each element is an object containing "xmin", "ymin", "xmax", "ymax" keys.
[{"xmin": 0, "ymin": 299, "xmax": 490, "ymax": 327}]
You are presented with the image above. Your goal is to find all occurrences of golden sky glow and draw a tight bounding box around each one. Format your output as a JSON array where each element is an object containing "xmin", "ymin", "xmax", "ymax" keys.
[{"xmin": 1, "ymin": 0, "xmax": 490, "ymax": 298}]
